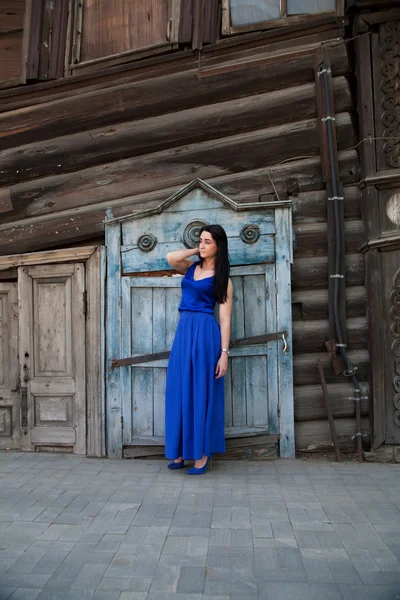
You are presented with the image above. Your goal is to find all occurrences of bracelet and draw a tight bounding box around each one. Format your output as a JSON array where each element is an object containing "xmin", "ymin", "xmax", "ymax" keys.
[{"xmin": 221, "ymin": 348, "xmax": 229, "ymax": 355}]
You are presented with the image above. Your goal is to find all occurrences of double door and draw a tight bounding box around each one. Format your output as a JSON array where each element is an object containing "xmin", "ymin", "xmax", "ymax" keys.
[{"xmin": 120, "ymin": 264, "xmax": 280, "ymax": 447}]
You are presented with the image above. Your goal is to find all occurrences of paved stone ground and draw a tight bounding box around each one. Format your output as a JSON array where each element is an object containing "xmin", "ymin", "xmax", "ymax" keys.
[{"xmin": 1, "ymin": 453, "xmax": 400, "ymax": 600}]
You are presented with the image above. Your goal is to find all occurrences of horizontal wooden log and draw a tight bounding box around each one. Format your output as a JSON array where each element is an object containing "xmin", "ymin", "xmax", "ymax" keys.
[
  {"xmin": 0, "ymin": 77, "xmax": 353, "ymax": 186},
  {"xmin": 292, "ymin": 286, "xmax": 367, "ymax": 321},
  {"xmin": 293, "ymin": 349, "xmax": 369, "ymax": 386},
  {"xmin": 295, "ymin": 417, "xmax": 370, "ymax": 451},
  {"xmin": 0, "ymin": 43, "xmax": 349, "ymax": 149},
  {"xmin": 294, "ymin": 382, "xmax": 369, "ymax": 422},
  {"xmin": 293, "ymin": 220, "xmax": 365, "ymax": 258},
  {"xmin": 292, "ymin": 316, "xmax": 368, "ymax": 354},
  {"xmin": 0, "ymin": 17, "xmax": 344, "ymax": 110},
  {"xmin": 292, "ymin": 254, "xmax": 365, "ymax": 291},
  {"xmin": 292, "ymin": 186, "xmax": 361, "ymax": 223},
  {"xmin": 0, "ymin": 112, "xmax": 356, "ymax": 226}
]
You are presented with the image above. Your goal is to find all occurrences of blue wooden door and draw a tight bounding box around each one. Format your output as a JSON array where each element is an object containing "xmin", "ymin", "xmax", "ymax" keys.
[
  {"xmin": 105, "ymin": 179, "xmax": 294, "ymax": 458},
  {"xmin": 120, "ymin": 263, "xmax": 279, "ymax": 445}
]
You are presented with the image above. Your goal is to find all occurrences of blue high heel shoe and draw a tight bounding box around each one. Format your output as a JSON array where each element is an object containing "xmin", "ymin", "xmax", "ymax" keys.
[
  {"xmin": 168, "ymin": 459, "xmax": 185, "ymax": 470},
  {"xmin": 186, "ymin": 457, "xmax": 212, "ymax": 475}
]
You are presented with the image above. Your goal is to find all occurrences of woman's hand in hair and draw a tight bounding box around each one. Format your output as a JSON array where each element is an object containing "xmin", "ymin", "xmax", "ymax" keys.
[{"xmin": 215, "ymin": 352, "xmax": 228, "ymax": 379}]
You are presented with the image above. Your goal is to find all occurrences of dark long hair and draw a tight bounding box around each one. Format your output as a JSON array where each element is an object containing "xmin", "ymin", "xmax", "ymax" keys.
[{"xmin": 199, "ymin": 224, "xmax": 230, "ymax": 304}]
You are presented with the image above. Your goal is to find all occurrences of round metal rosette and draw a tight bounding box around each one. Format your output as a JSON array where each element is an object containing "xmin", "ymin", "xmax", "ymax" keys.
[
  {"xmin": 182, "ymin": 220, "xmax": 208, "ymax": 249},
  {"xmin": 240, "ymin": 224, "xmax": 260, "ymax": 245},
  {"xmin": 137, "ymin": 233, "xmax": 157, "ymax": 253}
]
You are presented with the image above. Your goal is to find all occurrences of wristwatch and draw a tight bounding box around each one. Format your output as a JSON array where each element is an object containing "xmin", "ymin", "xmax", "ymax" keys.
[{"xmin": 221, "ymin": 348, "xmax": 229, "ymax": 355}]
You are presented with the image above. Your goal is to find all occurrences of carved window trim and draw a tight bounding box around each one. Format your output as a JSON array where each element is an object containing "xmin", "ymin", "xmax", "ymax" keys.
[
  {"xmin": 221, "ymin": 0, "xmax": 344, "ymax": 35},
  {"xmin": 380, "ymin": 20, "xmax": 400, "ymax": 170}
]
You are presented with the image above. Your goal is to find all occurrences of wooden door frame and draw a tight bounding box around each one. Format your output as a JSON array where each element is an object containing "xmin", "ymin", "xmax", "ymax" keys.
[{"xmin": 0, "ymin": 244, "xmax": 105, "ymax": 456}]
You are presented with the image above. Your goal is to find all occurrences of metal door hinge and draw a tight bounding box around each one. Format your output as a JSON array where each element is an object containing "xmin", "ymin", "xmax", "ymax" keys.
[
  {"xmin": 275, "ymin": 280, "xmax": 278, "ymax": 296},
  {"xmin": 83, "ymin": 291, "xmax": 87, "ymax": 314},
  {"xmin": 277, "ymin": 404, "xmax": 281, "ymax": 417}
]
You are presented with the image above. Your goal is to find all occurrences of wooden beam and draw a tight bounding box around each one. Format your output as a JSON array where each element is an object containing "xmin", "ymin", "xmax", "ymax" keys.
[
  {"xmin": 296, "ymin": 417, "xmax": 370, "ymax": 451},
  {"xmin": 0, "ymin": 43, "xmax": 349, "ymax": 150},
  {"xmin": 292, "ymin": 316, "xmax": 368, "ymax": 354},
  {"xmin": 295, "ymin": 381, "xmax": 369, "ymax": 421},
  {"xmin": 0, "ymin": 245, "xmax": 98, "ymax": 270},
  {"xmin": 0, "ymin": 150, "xmax": 359, "ymax": 255},
  {"xmin": 292, "ymin": 253, "xmax": 365, "ymax": 291},
  {"xmin": 0, "ymin": 112, "xmax": 356, "ymax": 225},
  {"xmin": 0, "ymin": 77, "xmax": 353, "ymax": 185}
]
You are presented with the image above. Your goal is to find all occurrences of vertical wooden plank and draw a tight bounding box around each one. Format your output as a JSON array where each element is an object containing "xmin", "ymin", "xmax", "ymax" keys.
[
  {"xmin": 224, "ymin": 366, "xmax": 233, "ymax": 427},
  {"xmin": 132, "ymin": 287, "xmax": 154, "ymax": 437},
  {"xmin": 38, "ymin": 0, "xmax": 52, "ymax": 80},
  {"xmin": 243, "ymin": 273, "xmax": 268, "ymax": 427},
  {"xmin": 265, "ymin": 263, "xmax": 279, "ymax": 434},
  {"xmin": 71, "ymin": 263, "xmax": 86, "ymax": 454},
  {"xmin": 152, "ymin": 286, "xmax": 167, "ymax": 438},
  {"xmin": 121, "ymin": 277, "xmax": 132, "ymax": 445},
  {"xmin": 86, "ymin": 248, "xmax": 105, "ymax": 457},
  {"xmin": 275, "ymin": 208, "xmax": 295, "ymax": 458},
  {"xmin": 246, "ymin": 356, "xmax": 268, "ymax": 426},
  {"xmin": 105, "ymin": 223, "xmax": 122, "ymax": 458},
  {"xmin": 366, "ymin": 248, "xmax": 385, "ymax": 448},
  {"xmin": 18, "ymin": 267, "xmax": 33, "ymax": 451},
  {"xmin": 20, "ymin": 0, "xmax": 33, "ymax": 83},
  {"xmin": 0, "ymin": 283, "xmax": 20, "ymax": 449},
  {"xmin": 221, "ymin": 0, "xmax": 231, "ymax": 35},
  {"xmin": 153, "ymin": 368, "xmax": 166, "ymax": 437},
  {"xmin": 26, "ymin": 0, "xmax": 44, "ymax": 79},
  {"xmin": 153, "ymin": 288, "xmax": 166, "ymax": 352},
  {"xmin": 165, "ymin": 286, "xmax": 181, "ymax": 349},
  {"xmin": 132, "ymin": 367, "xmax": 154, "ymax": 437},
  {"xmin": 48, "ymin": 0, "xmax": 69, "ymax": 79},
  {"xmin": 231, "ymin": 275, "xmax": 246, "ymax": 426},
  {"xmin": 232, "ymin": 358, "xmax": 246, "ymax": 426},
  {"xmin": 99, "ymin": 247, "xmax": 106, "ymax": 456}
]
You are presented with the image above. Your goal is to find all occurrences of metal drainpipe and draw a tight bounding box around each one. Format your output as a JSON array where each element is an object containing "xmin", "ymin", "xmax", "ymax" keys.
[{"xmin": 318, "ymin": 59, "xmax": 364, "ymax": 462}]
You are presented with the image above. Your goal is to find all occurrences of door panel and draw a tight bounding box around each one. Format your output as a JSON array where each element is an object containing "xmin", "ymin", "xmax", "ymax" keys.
[
  {"xmin": 0, "ymin": 283, "xmax": 19, "ymax": 449},
  {"xmin": 121, "ymin": 264, "xmax": 278, "ymax": 445},
  {"xmin": 18, "ymin": 264, "xmax": 86, "ymax": 453}
]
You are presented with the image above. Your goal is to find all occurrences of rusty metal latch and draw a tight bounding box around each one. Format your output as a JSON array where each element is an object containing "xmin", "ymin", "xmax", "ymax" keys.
[{"xmin": 112, "ymin": 330, "xmax": 288, "ymax": 368}]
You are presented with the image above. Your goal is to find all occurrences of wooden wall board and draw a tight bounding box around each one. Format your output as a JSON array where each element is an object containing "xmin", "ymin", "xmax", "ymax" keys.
[
  {"xmin": 0, "ymin": 21, "xmax": 343, "ymax": 112},
  {"xmin": 0, "ymin": 150, "xmax": 360, "ymax": 255},
  {"xmin": 0, "ymin": 76, "xmax": 353, "ymax": 186},
  {"xmin": 0, "ymin": 112, "xmax": 356, "ymax": 227},
  {"xmin": 0, "ymin": 43, "xmax": 349, "ymax": 149}
]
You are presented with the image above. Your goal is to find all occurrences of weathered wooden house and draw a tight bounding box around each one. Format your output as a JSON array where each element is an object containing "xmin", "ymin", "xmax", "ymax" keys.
[{"xmin": 0, "ymin": 0, "xmax": 399, "ymax": 461}]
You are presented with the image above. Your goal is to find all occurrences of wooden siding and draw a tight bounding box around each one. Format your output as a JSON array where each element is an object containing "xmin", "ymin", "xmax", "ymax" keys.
[{"xmin": 0, "ymin": 20, "xmax": 369, "ymax": 453}]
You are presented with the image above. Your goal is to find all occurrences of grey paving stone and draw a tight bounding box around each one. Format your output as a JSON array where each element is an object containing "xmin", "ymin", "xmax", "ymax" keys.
[
  {"xmin": 303, "ymin": 557, "xmax": 334, "ymax": 583},
  {"xmin": 258, "ymin": 582, "xmax": 343, "ymax": 599},
  {"xmin": 176, "ymin": 566, "xmax": 205, "ymax": 594},
  {"xmin": 8, "ymin": 590, "xmax": 41, "ymax": 600},
  {"xmin": 119, "ymin": 593, "xmax": 149, "ymax": 600},
  {"xmin": 70, "ymin": 563, "xmax": 109, "ymax": 589},
  {"xmin": 0, "ymin": 575, "xmax": 51, "ymax": 590},
  {"xmin": 339, "ymin": 584, "xmax": 400, "ymax": 600}
]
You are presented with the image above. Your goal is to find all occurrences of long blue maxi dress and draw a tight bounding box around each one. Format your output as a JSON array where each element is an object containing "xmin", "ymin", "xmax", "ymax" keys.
[{"xmin": 165, "ymin": 262, "xmax": 226, "ymax": 460}]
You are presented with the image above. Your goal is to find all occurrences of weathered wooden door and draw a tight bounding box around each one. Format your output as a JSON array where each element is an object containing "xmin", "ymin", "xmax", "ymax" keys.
[
  {"xmin": 106, "ymin": 179, "xmax": 294, "ymax": 458},
  {"xmin": 18, "ymin": 264, "xmax": 86, "ymax": 453},
  {"xmin": 120, "ymin": 264, "xmax": 279, "ymax": 446},
  {"xmin": 0, "ymin": 283, "xmax": 19, "ymax": 449}
]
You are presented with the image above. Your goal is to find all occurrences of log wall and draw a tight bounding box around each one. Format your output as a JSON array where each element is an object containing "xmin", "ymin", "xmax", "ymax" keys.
[{"xmin": 0, "ymin": 20, "xmax": 370, "ymax": 453}]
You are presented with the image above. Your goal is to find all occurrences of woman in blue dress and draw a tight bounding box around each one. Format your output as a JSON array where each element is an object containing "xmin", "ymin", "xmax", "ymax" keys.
[{"xmin": 165, "ymin": 224, "xmax": 233, "ymax": 475}]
